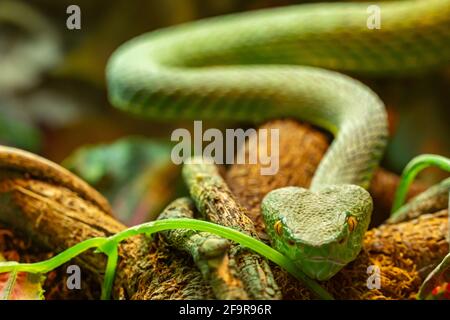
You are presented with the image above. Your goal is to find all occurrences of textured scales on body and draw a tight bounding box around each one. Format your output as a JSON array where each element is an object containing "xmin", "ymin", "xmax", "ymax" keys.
[{"xmin": 106, "ymin": 0, "xmax": 450, "ymax": 280}]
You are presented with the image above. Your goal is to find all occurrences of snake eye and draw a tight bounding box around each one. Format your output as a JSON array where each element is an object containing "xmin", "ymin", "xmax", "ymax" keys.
[
  {"xmin": 274, "ymin": 220, "xmax": 283, "ymax": 236},
  {"xmin": 347, "ymin": 216, "xmax": 358, "ymax": 232}
]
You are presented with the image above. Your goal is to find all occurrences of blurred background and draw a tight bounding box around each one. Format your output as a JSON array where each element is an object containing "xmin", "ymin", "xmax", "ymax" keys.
[{"xmin": 0, "ymin": 0, "xmax": 449, "ymax": 225}]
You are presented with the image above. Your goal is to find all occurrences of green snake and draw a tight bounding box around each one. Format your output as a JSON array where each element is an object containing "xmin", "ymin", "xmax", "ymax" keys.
[{"xmin": 106, "ymin": 0, "xmax": 450, "ymax": 281}]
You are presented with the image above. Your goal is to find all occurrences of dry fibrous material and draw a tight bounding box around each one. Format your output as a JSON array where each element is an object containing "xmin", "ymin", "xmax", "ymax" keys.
[
  {"xmin": 0, "ymin": 226, "xmax": 101, "ymax": 300},
  {"xmin": 0, "ymin": 172, "xmax": 213, "ymax": 300}
]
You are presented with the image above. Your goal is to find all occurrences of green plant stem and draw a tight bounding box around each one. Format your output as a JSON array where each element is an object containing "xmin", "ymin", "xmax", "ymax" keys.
[
  {"xmin": 110, "ymin": 218, "xmax": 333, "ymax": 300},
  {"xmin": 0, "ymin": 219, "xmax": 333, "ymax": 300},
  {"xmin": 391, "ymin": 154, "xmax": 450, "ymax": 216},
  {"xmin": 100, "ymin": 242, "xmax": 119, "ymax": 300},
  {"xmin": 0, "ymin": 237, "xmax": 107, "ymax": 274}
]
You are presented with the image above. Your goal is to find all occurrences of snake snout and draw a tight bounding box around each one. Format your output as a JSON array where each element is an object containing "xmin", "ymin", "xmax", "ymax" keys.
[{"xmin": 262, "ymin": 185, "xmax": 373, "ymax": 280}]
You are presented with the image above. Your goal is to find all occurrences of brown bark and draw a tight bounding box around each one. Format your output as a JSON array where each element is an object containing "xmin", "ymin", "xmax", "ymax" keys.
[
  {"xmin": 0, "ymin": 172, "xmax": 212, "ymax": 300},
  {"xmin": 158, "ymin": 197, "xmax": 248, "ymax": 300},
  {"xmin": 182, "ymin": 161, "xmax": 281, "ymax": 299}
]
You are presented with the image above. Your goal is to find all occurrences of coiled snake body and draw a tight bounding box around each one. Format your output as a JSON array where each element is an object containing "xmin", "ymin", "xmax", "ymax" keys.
[{"xmin": 106, "ymin": 0, "xmax": 450, "ymax": 280}]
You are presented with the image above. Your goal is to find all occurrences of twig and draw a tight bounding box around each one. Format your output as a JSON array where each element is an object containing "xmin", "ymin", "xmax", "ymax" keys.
[
  {"xmin": 158, "ymin": 197, "xmax": 249, "ymax": 299},
  {"xmin": 182, "ymin": 158, "xmax": 281, "ymax": 299}
]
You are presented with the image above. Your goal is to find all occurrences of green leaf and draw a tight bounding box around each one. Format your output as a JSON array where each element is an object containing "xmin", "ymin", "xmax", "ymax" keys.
[
  {"xmin": 63, "ymin": 137, "xmax": 184, "ymax": 225},
  {"xmin": 0, "ymin": 254, "xmax": 45, "ymax": 300}
]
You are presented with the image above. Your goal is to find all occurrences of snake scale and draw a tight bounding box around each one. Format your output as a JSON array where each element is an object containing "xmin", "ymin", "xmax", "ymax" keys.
[{"xmin": 106, "ymin": 0, "xmax": 450, "ymax": 280}]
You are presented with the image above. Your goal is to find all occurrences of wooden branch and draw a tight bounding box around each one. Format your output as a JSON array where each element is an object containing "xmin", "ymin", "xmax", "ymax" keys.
[
  {"xmin": 0, "ymin": 172, "xmax": 212, "ymax": 300},
  {"xmin": 182, "ymin": 161, "xmax": 281, "ymax": 299},
  {"xmin": 158, "ymin": 197, "xmax": 248, "ymax": 299}
]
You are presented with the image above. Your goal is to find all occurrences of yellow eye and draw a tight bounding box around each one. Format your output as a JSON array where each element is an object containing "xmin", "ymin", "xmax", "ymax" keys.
[
  {"xmin": 347, "ymin": 216, "xmax": 358, "ymax": 232},
  {"xmin": 274, "ymin": 220, "xmax": 283, "ymax": 236}
]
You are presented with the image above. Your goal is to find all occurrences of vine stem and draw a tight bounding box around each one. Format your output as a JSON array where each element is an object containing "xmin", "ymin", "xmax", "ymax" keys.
[
  {"xmin": 391, "ymin": 154, "xmax": 450, "ymax": 216},
  {"xmin": 100, "ymin": 243, "xmax": 119, "ymax": 300},
  {"xmin": 0, "ymin": 219, "xmax": 333, "ymax": 300},
  {"xmin": 107, "ymin": 218, "xmax": 333, "ymax": 300},
  {"xmin": 0, "ymin": 237, "xmax": 107, "ymax": 274}
]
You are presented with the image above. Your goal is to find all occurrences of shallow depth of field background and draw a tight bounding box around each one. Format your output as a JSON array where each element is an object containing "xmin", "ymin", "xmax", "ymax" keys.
[{"xmin": 1, "ymin": 0, "xmax": 449, "ymax": 192}]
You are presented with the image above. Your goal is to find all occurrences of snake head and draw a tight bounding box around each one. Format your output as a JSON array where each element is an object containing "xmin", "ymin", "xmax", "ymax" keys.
[{"xmin": 261, "ymin": 185, "xmax": 372, "ymax": 281}]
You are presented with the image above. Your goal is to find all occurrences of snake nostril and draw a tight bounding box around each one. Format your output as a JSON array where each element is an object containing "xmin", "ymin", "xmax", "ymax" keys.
[
  {"xmin": 338, "ymin": 237, "xmax": 346, "ymax": 245},
  {"xmin": 287, "ymin": 239, "xmax": 295, "ymax": 246}
]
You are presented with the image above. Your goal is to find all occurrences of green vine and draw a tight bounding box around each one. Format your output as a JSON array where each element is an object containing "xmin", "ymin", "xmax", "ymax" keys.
[
  {"xmin": 391, "ymin": 154, "xmax": 450, "ymax": 216},
  {"xmin": 0, "ymin": 218, "xmax": 333, "ymax": 300}
]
